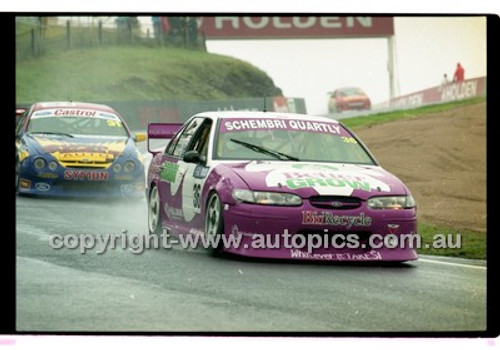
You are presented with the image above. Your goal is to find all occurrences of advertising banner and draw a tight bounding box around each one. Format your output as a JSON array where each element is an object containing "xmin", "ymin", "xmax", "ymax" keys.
[
  {"xmin": 199, "ymin": 16, "xmax": 394, "ymax": 39},
  {"xmin": 388, "ymin": 77, "xmax": 486, "ymax": 110}
]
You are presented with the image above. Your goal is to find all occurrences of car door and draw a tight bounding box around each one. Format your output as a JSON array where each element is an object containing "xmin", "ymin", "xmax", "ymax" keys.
[
  {"xmin": 178, "ymin": 119, "xmax": 213, "ymax": 231},
  {"xmin": 156, "ymin": 117, "xmax": 206, "ymax": 235}
]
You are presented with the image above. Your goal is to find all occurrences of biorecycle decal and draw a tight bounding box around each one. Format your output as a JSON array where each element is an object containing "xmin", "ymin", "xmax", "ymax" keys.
[{"xmin": 245, "ymin": 162, "xmax": 391, "ymax": 196}]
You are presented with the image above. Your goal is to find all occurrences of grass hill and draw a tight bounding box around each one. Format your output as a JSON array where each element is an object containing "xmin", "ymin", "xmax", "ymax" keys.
[{"xmin": 16, "ymin": 46, "xmax": 283, "ymax": 104}]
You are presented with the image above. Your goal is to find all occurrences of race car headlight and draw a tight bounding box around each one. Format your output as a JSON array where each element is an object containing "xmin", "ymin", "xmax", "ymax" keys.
[
  {"xmin": 113, "ymin": 163, "xmax": 122, "ymax": 173},
  {"xmin": 124, "ymin": 160, "xmax": 135, "ymax": 172},
  {"xmin": 232, "ymin": 189, "xmax": 302, "ymax": 206},
  {"xmin": 48, "ymin": 161, "xmax": 58, "ymax": 171},
  {"xmin": 34, "ymin": 158, "xmax": 46, "ymax": 169},
  {"xmin": 368, "ymin": 195, "xmax": 416, "ymax": 209}
]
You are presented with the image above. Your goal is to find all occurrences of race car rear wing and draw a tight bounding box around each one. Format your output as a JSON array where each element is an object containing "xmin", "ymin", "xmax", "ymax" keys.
[{"xmin": 147, "ymin": 122, "xmax": 183, "ymax": 155}]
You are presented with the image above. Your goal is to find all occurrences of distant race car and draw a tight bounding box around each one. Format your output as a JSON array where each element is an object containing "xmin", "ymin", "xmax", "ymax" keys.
[
  {"xmin": 15, "ymin": 101, "xmax": 146, "ymax": 198},
  {"xmin": 146, "ymin": 111, "xmax": 418, "ymax": 262},
  {"xmin": 328, "ymin": 87, "xmax": 371, "ymax": 113}
]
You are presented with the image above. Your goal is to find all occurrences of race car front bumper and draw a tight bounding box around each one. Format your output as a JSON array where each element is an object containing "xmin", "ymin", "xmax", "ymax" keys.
[
  {"xmin": 18, "ymin": 166, "xmax": 145, "ymax": 199},
  {"xmin": 220, "ymin": 202, "xmax": 418, "ymax": 262}
]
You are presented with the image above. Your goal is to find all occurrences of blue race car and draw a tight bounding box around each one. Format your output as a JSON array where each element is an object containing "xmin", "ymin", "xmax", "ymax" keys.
[{"xmin": 15, "ymin": 101, "xmax": 146, "ymax": 198}]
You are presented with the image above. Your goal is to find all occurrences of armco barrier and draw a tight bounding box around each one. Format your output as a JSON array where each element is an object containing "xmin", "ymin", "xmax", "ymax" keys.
[
  {"xmin": 16, "ymin": 97, "xmax": 307, "ymax": 131},
  {"xmin": 385, "ymin": 76, "xmax": 486, "ymax": 110}
]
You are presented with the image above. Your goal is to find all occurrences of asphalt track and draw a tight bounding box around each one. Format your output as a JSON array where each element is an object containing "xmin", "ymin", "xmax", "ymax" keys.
[{"xmin": 16, "ymin": 195, "xmax": 486, "ymax": 332}]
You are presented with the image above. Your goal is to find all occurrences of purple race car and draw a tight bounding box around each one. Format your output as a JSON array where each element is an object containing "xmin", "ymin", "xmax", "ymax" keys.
[{"xmin": 146, "ymin": 112, "xmax": 418, "ymax": 262}]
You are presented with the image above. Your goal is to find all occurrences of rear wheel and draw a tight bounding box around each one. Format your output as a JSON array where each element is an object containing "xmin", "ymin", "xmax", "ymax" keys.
[
  {"xmin": 204, "ymin": 192, "xmax": 224, "ymax": 256},
  {"xmin": 148, "ymin": 185, "xmax": 162, "ymax": 236}
]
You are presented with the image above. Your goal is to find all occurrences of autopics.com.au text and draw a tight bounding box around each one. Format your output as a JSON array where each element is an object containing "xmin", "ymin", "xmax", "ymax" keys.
[{"xmin": 48, "ymin": 229, "xmax": 462, "ymax": 255}]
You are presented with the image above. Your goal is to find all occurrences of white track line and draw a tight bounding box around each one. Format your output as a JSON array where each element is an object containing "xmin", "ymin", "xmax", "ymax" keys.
[{"xmin": 418, "ymin": 258, "xmax": 486, "ymax": 270}]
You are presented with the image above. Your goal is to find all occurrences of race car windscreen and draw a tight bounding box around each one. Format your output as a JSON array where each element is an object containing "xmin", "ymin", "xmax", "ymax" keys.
[
  {"xmin": 339, "ymin": 88, "xmax": 365, "ymax": 96},
  {"xmin": 27, "ymin": 113, "xmax": 128, "ymax": 137},
  {"xmin": 216, "ymin": 118, "xmax": 375, "ymax": 165}
]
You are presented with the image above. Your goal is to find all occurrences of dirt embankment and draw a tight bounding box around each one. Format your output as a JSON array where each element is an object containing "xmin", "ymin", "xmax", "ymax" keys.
[{"xmin": 356, "ymin": 101, "xmax": 486, "ymax": 232}]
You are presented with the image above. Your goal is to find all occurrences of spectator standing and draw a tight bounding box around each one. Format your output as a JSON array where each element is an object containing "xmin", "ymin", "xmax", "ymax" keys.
[{"xmin": 453, "ymin": 62, "xmax": 465, "ymax": 82}]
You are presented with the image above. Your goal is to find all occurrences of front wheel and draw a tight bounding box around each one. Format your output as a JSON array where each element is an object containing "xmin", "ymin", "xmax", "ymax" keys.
[
  {"xmin": 204, "ymin": 192, "xmax": 224, "ymax": 256},
  {"xmin": 148, "ymin": 185, "xmax": 162, "ymax": 236}
]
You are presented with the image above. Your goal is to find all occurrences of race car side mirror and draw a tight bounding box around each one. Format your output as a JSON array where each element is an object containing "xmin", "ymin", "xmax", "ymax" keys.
[
  {"xmin": 147, "ymin": 122, "xmax": 183, "ymax": 155},
  {"xmin": 183, "ymin": 150, "xmax": 202, "ymax": 164}
]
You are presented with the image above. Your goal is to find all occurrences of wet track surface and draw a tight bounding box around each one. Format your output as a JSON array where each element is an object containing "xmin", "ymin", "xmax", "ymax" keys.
[{"xmin": 16, "ymin": 195, "xmax": 486, "ymax": 332}]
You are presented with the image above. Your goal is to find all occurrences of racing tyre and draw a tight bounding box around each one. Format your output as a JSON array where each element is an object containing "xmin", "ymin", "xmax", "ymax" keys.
[
  {"xmin": 204, "ymin": 192, "xmax": 224, "ymax": 256},
  {"xmin": 148, "ymin": 185, "xmax": 162, "ymax": 236}
]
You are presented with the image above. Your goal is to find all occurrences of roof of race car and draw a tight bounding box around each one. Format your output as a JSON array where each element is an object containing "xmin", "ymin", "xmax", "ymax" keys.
[
  {"xmin": 194, "ymin": 111, "xmax": 340, "ymax": 124},
  {"xmin": 335, "ymin": 86, "xmax": 365, "ymax": 91},
  {"xmin": 31, "ymin": 101, "xmax": 117, "ymax": 113}
]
